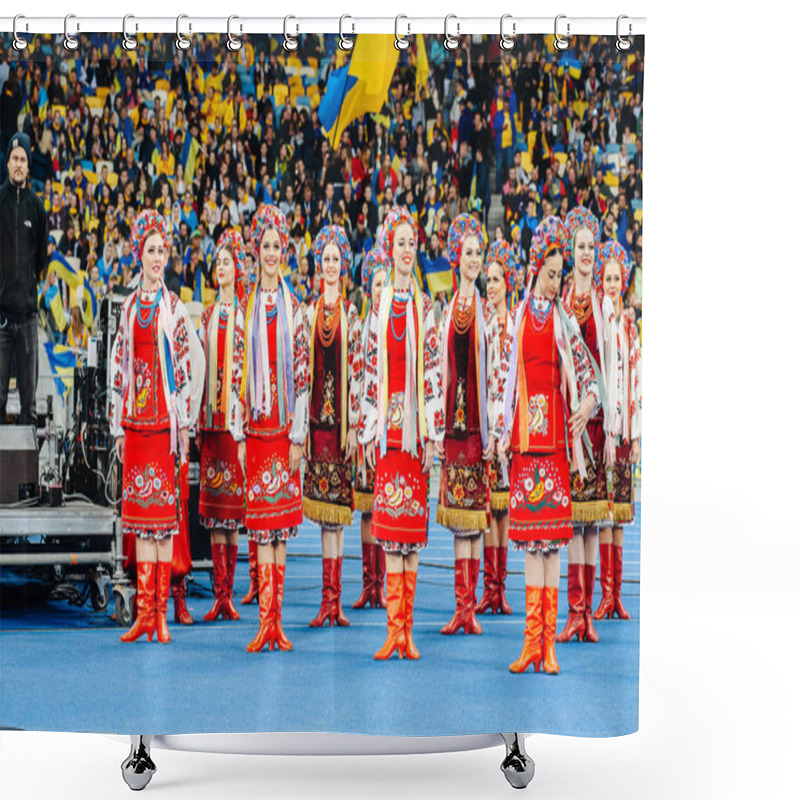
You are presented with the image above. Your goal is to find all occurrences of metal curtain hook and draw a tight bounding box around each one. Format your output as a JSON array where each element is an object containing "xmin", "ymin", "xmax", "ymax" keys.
[
  {"xmin": 616, "ymin": 15, "xmax": 632, "ymax": 52},
  {"xmin": 554, "ymin": 14, "xmax": 570, "ymax": 52},
  {"xmin": 283, "ymin": 16, "xmax": 299, "ymax": 52},
  {"xmin": 443, "ymin": 14, "xmax": 460, "ymax": 51},
  {"xmin": 176, "ymin": 14, "xmax": 191, "ymax": 51},
  {"xmin": 339, "ymin": 15, "xmax": 354, "ymax": 50},
  {"xmin": 122, "ymin": 15, "xmax": 138, "ymax": 51},
  {"xmin": 226, "ymin": 16, "xmax": 242, "ymax": 52},
  {"xmin": 394, "ymin": 15, "xmax": 410, "ymax": 51},
  {"xmin": 13, "ymin": 15, "xmax": 28, "ymax": 51},
  {"xmin": 64, "ymin": 14, "xmax": 79, "ymax": 51},
  {"xmin": 499, "ymin": 14, "xmax": 516, "ymax": 51}
]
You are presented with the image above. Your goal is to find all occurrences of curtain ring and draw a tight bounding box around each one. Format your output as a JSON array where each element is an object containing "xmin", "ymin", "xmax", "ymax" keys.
[
  {"xmin": 499, "ymin": 14, "xmax": 516, "ymax": 51},
  {"xmin": 616, "ymin": 15, "xmax": 632, "ymax": 52},
  {"xmin": 394, "ymin": 15, "xmax": 410, "ymax": 51},
  {"xmin": 443, "ymin": 14, "xmax": 460, "ymax": 51},
  {"xmin": 226, "ymin": 16, "xmax": 242, "ymax": 52},
  {"xmin": 175, "ymin": 14, "xmax": 191, "ymax": 52},
  {"xmin": 283, "ymin": 16, "xmax": 299, "ymax": 52},
  {"xmin": 13, "ymin": 15, "xmax": 28, "ymax": 51},
  {"xmin": 63, "ymin": 14, "xmax": 79, "ymax": 51},
  {"xmin": 554, "ymin": 14, "xmax": 570, "ymax": 52},
  {"xmin": 122, "ymin": 15, "xmax": 138, "ymax": 51},
  {"xmin": 339, "ymin": 15, "xmax": 355, "ymax": 50}
]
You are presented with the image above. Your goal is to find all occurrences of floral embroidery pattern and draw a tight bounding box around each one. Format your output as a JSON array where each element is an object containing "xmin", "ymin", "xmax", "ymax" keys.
[
  {"xmin": 443, "ymin": 460, "xmax": 489, "ymax": 509},
  {"xmin": 123, "ymin": 463, "xmax": 175, "ymax": 508},
  {"xmin": 374, "ymin": 471, "xmax": 425, "ymax": 519},
  {"xmin": 454, "ymin": 378, "xmax": 467, "ymax": 433},
  {"xmin": 528, "ymin": 393, "xmax": 549, "ymax": 437},
  {"xmin": 201, "ymin": 458, "xmax": 244, "ymax": 499},
  {"xmin": 247, "ymin": 457, "xmax": 300, "ymax": 505},
  {"xmin": 134, "ymin": 357, "xmax": 153, "ymax": 412},
  {"xmin": 304, "ymin": 459, "xmax": 352, "ymax": 507},
  {"xmin": 387, "ymin": 391, "xmax": 405, "ymax": 430},
  {"xmin": 511, "ymin": 462, "xmax": 569, "ymax": 514},
  {"xmin": 320, "ymin": 371, "xmax": 336, "ymax": 425}
]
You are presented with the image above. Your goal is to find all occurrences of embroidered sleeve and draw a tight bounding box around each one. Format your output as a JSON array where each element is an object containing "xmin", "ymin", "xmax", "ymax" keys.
[
  {"xmin": 484, "ymin": 304, "xmax": 503, "ymax": 436},
  {"xmin": 495, "ymin": 316, "xmax": 515, "ymax": 441},
  {"xmin": 109, "ymin": 298, "xmax": 131, "ymax": 439},
  {"xmin": 357, "ymin": 304, "xmax": 379, "ymax": 445},
  {"xmin": 423, "ymin": 293, "xmax": 445, "ymax": 443},
  {"xmin": 346, "ymin": 300, "xmax": 361, "ymax": 431},
  {"xmin": 568, "ymin": 323, "xmax": 599, "ymax": 411},
  {"xmin": 629, "ymin": 319, "xmax": 642, "ymax": 441},
  {"xmin": 229, "ymin": 304, "xmax": 246, "ymax": 442},
  {"xmin": 171, "ymin": 294, "xmax": 193, "ymax": 429},
  {"xmin": 289, "ymin": 295, "xmax": 310, "ymax": 445}
]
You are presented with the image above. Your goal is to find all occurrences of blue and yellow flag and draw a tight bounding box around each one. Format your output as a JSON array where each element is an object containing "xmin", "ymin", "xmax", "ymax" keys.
[
  {"xmin": 319, "ymin": 35, "xmax": 400, "ymax": 149},
  {"xmin": 44, "ymin": 342, "xmax": 78, "ymax": 398},
  {"xmin": 82, "ymin": 275, "xmax": 97, "ymax": 329},
  {"xmin": 42, "ymin": 283, "xmax": 68, "ymax": 332},
  {"xmin": 48, "ymin": 251, "xmax": 82, "ymax": 289},
  {"xmin": 420, "ymin": 254, "xmax": 453, "ymax": 298},
  {"xmin": 181, "ymin": 133, "xmax": 201, "ymax": 183},
  {"xmin": 415, "ymin": 34, "xmax": 429, "ymax": 97}
]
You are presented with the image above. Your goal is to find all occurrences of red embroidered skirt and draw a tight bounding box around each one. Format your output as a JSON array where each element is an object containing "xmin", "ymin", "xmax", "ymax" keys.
[
  {"xmin": 245, "ymin": 431, "xmax": 303, "ymax": 532},
  {"xmin": 121, "ymin": 428, "xmax": 178, "ymax": 539},
  {"xmin": 199, "ymin": 430, "xmax": 246, "ymax": 530},
  {"xmin": 569, "ymin": 418, "xmax": 613, "ymax": 524},
  {"xmin": 610, "ymin": 439, "xmax": 635, "ymax": 524},
  {"xmin": 303, "ymin": 428, "xmax": 354, "ymax": 526},
  {"xmin": 508, "ymin": 450, "xmax": 574, "ymax": 546},
  {"xmin": 372, "ymin": 447, "xmax": 429, "ymax": 547},
  {"xmin": 437, "ymin": 434, "xmax": 490, "ymax": 533}
]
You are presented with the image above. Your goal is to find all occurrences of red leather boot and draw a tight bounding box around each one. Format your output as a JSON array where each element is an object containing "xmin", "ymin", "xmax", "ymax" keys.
[
  {"xmin": 273, "ymin": 563, "xmax": 292, "ymax": 651},
  {"xmin": 466, "ymin": 556, "xmax": 483, "ymax": 634},
  {"xmin": 441, "ymin": 558, "xmax": 477, "ymax": 634},
  {"xmin": 402, "ymin": 570, "xmax": 421, "ymax": 660},
  {"xmin": 613, "ymin": 544, "xmax": 631, "ymax": 620},
  {"xmin": 496, "ymin": 545, "xmax": 513, "ymax": 614},
  {"xmin": 120, "ymin": 562, "xmax": 156, "ymax": 643},
  {"xmin": 240, "ymin": 539, "xmax": 259, "ymax": 605},
  {"xmin": 223, "ymin": 543, "xmax": 240, "ymax": 620},
  {"xmin": 542, "ymin": 586, "xmax": 560, "ymax": 675},
  {"xmin": 204, "ymin": 542, "xmax": 228, "ymax": 622},
  {"xmin": 583, "ymin": 563, "xmax": 599, "ymax": 642},
  {"xmin": 172, "ymin": 577, "xmax": 194, "ymax": 625},
  {"xmin": 374, "ymin": 572, "xmax": 406, "ymax": 660},
  {"xmin": 309, "ymin": 558, "xmax": 337, "ymax": 627},
  {"xmin": 509, "ymin": 585, "xmax": 543, "ymax": 673},
  {"xmin": 475, "ymin": 545, "xmax": 497, "ymax": 614},
  {"xmin": 593, "ymin": 542, "xmax": 615, "ymax": 620},
  {"xmin": 556, "ymin": 562, "xmax": 586, "ymax": 642},
  {"xmin": 374, "ymin": 544, "xmax": 387, "ymax": 608},
  {"xmin": 246, "ymin": 562, "xmax": 275, "ymax": 652},
  {"xmin": 352, "ymin": 541, "xmax": 375, "ymax": 609},
  {"xmin": 155, "ymin": 561, "xmax": 172, "ymax": 644},
  {"xmin": 333, "ymin": 556, "xmax": 351, "ymax": 627}
]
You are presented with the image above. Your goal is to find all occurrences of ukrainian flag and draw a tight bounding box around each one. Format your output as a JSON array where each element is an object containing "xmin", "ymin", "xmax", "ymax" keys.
[
  {"xmin": 415, "ymin": 34, "xmax": 429, "ymax": 97},
  {"xmin": 42, "ymin": 283, "xmax": 68, "ymax": 332},
  {"xmin": 420, "ymin": 254, "xmax": 453, "ymax": 298},
  {"xmin": 48, "ymin": 251, "xmax": 83, "ymax": 289},
  {"xmin": 319, "ymin": 35, "xmax": 399, "ymax": 149},
  {"xmin": 44, "ymin": 342, "xmax": 78, "ymax": 398},
  {"xmin": 83, "ymin": 275, "xmax": 97, "ymax": 329},
  {"xmin": 181, "ymin": 133, "xmax": 201, "ymax": 183}
]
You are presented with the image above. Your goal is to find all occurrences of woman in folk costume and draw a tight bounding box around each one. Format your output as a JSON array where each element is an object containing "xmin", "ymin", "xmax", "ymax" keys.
[
  {"xmin": 476, "ymin": 239, "xmax": 519, "ymax": 616},
  {"xmin": 196, "ymin": 229, "xmax": 248, "ymax": 623},
  {"xmin": 556, "ymin": 206, "xmax": 616, "ymax": 644},
  {"xmin": 352, "ymin": 247, "xmax": 390, "ymax": 611},
  {"xmin": 230, "ymin": 204, "xmax": 310, "ymax": 653},
  {"xmin": 359, "ymin": 207, "xmax": 445, "ymax": 660},
  {"xmin": 304, "ymin": 226, "xmax": 361, "ymax": 628},
  {"xmin": 436, "ymin": 214, "xmax": 502, "ymax": 636},
  {"xmin": 497, "ymin": 216, "xmax": 599, "ymax": 675},
  {"xmin": 592, "ymin": 240, "xmax": 641, "ymax": 621},
  {"xmin": 111, "ymin": 209, "xmax": 204, "ymax": 644}
]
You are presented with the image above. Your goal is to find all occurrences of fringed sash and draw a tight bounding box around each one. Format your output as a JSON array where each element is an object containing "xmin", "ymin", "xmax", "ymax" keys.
[{"xmin": 204, "ymin": 300, "xmax": 235, "ymax": 430}]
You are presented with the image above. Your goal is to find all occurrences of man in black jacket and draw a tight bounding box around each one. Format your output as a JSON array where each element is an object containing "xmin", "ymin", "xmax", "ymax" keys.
[{"xmin": 0, "ymin": 132, "xmax": 48, "ymax": 425}]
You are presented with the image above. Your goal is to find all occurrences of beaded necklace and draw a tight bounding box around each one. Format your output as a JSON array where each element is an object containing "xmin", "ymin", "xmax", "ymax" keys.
[
  {"xmin": 390, "ymin": 293, "xmax": 409, "ymax": 341},
  {"xmin": 452, "ymin": 293, "xmax": 476, "ymax": 335},
  {"xmin": 529, "ymin": 294, "xmax": 553, "ymax": 332},
  {"xmin": 570, "ymin": 290, "xmax": 592, "ymax": 325},
  {"xmin": 136, "ymin": 286, "xmax": 161, "ymax": 330},
  {"xmin": 317, "ymin": 299, "xmax": 341, "ymax": 348}
]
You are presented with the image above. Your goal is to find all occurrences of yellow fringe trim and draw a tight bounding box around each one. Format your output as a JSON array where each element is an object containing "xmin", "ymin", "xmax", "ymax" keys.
[
  {"xmin": 436, "ymin": 506, "xmax": 489, "ymax": 532},
  {"xmin": 572, "ymin": 500, "xmax": 614, "ymax": 524},
  {"xmin": 302, "ymin": 497, "xmax": 353, "ymax": 527},
  {"xmin": 490, "ymin": 491, "xmax": 510, "ymax": 512},
  {"xmin": 353, "ymin": 491, "xmax": 374, "ymax": 513},
  {"xmin": 613, "ymin": 503, "xmax": 634, "ymax": 524}
]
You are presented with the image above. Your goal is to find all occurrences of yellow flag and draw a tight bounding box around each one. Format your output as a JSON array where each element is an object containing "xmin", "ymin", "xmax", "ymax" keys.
[{"xmin": 415, "ymin": 34, "xmax": 429, "ymax": 98}]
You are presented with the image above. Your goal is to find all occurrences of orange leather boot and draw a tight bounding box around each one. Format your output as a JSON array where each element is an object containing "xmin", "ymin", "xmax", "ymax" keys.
[
  {"xmin": 223, "ymin": 543, "xmax": 240, "ymax": 620},
  {"xmin": 509, "ymin": 585, "xmax": 543, "ymax": 673},
  {"xmin": 475, "ymin": 545, "xmax": 497, "ymax": 614},
  {"xmin": 246, "ymin": 562, "xmax": 275, "ymax": 652},
  {"xmin": 204, "ymin": 542, "xmax": 228, "ymax": 622},
  {"xmin": 120, "ymin": 562, "xmax": 156, "ymax": 643},
  {"xmin": 374, "ymin": 572, "xmax": 406, "ymax": 660},
  {"xmin": 273, "ymin": 563, "xmax": 293, "ymax": 651},
  {"xmin": 556, "ymin": 562, "xmax": 586, "ymax": 642},
  {"xmin": 309, "ymin": 557, "xmax": 337, "ymax": 627},
  {"xmin": 613, "ymin": 544, "xmax": 631, "ymax": 620},
  {"xmin": 402, "ymin": 570, "xmax": 420, "ymax": 660},
  {"xmin": 542, "ymin": 586, "xmax": 560, "ymax": 675},
  {"xmin": 352, "ymin": 541, "xmax": 375, "ymax": 609},
  {"xmin": 593, "ymin": 542, "xmax": 615, "ymax": 620},
  {"xmin": 240, "ymin": 539, "xmax": 259, "ymax": 605},
  {"xmin": 155, "ymin": 561, "xmax": 172, "ymax": 644}
]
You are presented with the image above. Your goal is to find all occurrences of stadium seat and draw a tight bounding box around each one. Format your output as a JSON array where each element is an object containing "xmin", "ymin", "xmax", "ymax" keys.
[
  {"xmin": 634, "ymin": 208, "xmax": 643, "ymax": 222},
  {"xmin": 155, "ymin": 78, "xmax": 170, "ymax": 93},
  {"xmin": 51, "ymin": 229, "xmax": 63, "ymax": 247},
  {"xmin": 554, "ymin": 151, "xmax": 568, "ymax": 167},
  {"xmin": 273, "ymin": 84, "xmax": 289, "ymax": 106},
  {"xmin": 180, "ymin": 287, "xmax": 193, "ymax": 304},
  {"xmin": 631, "ymin": 199, "xmax": 643, "ymax": 211},
  {"xmin": 520, "ymin": 151, "xmax": 533, "ymax": 173},
  {"xmin": 603, "ymin": 172, "xmax": 619, "ymax": 188},
  {"xmin": 606, "ymin": 143, "xmax": 621, "ymax": 155}
]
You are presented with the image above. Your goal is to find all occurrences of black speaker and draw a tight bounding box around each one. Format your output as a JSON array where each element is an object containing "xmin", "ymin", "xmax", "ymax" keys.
[{"xmin": 0, "ymin": 426, "xmax": 39, "ymax": 504}]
